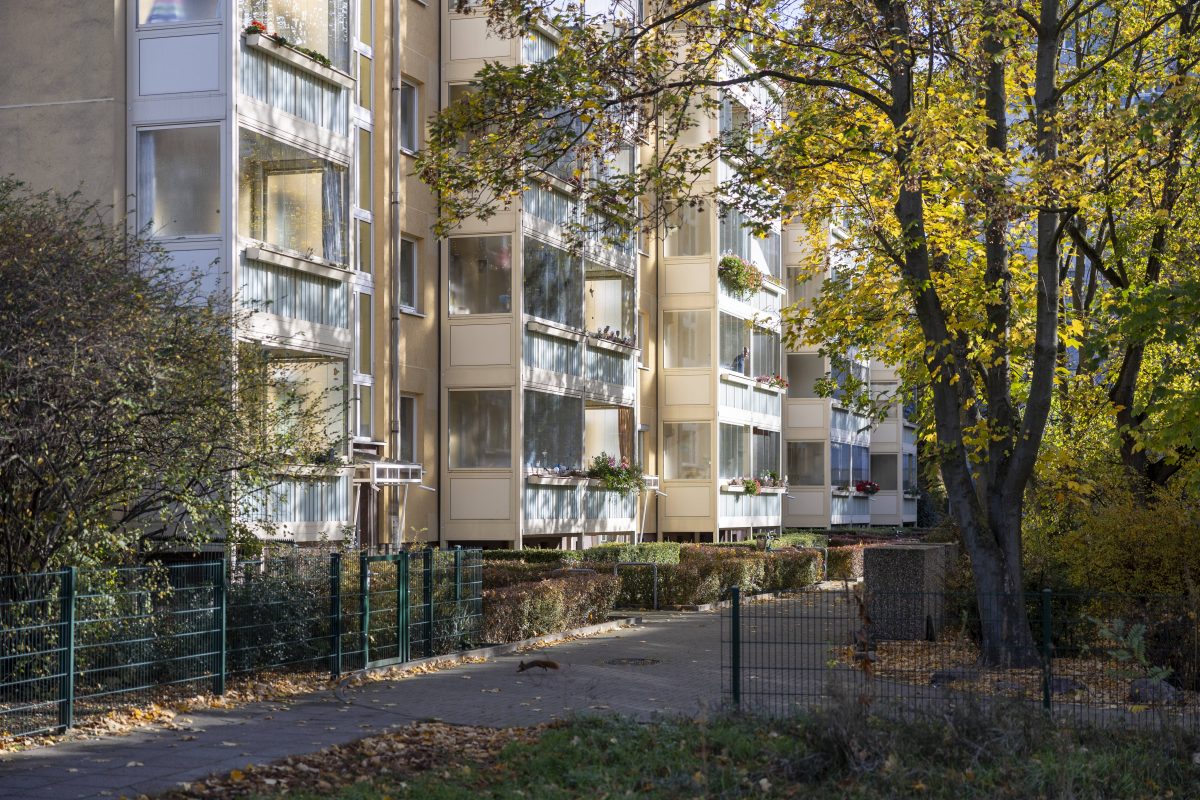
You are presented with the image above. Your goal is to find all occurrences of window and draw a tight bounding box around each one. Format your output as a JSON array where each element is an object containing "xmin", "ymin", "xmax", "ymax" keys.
[
  {"xmin": 664, "ymin": 203, "xmax": 710, "ymax": 257},
  {"xmin": 398, "ymin": 395, "xmax": 416, "ymax": 462},
  {"xmin": 720, "ymin": 313, "xmax": 749, "ymax": 374},
  {"xmin": 637, "ymin": 313, "xmax": 647, "ymax": 365},
  {"xmin": 830, "ymin": 442, "xmax": 851, "ymax": 486},
  {"xmin": 663, "ymin": 422, "xmax": 710, "ymax": 480},
  {"xmin": 584, "ymin": 272, "xmax": 633, "ymax": 337},
  {"xmin": 356, "ymin": 383, "xmax": 373, "ymax": 438},
  {"xmin": 357, "ymin": 293, "xmax": 372, "ymax": 374},
  {"xmin": 719, "ymin": 423, "xmax": 746, "ymax": 479},
  {"xmin": 752, "ymin": 427, "xmax": 780, "ymax": 477},
  {"xmin": 903, "ymin": 452, "xmax": 917, "ymax": 492},
  {"xmin": 787, "ymin": 442, "xmax": 824, "ymax": 486},
  {"xmin": 663, "ymin": 310, "xmax": 711, "ymax": 368},
  {"xmin": 271, "ymin": 357, "xmax": 348, "ymax": 443},
  {"xmin": 238, "ymin": 128, "xmax": 348, "ymax": 264},
  {"xmin": 852, "ymin": 444, "xmax": 870, "ymax": 484},
  {"xmin": 356, "ymin": 218, "xmax": 372, "ymax": 273},
  {"xmin": 399, "ymin": 237, "xmax": 418, "ymax": 310},
  {"xmin": 752, "ymin": 327, "xmax": 780, "ymax": 379},
  {"xmin": 140, "ymin": 0, "xmax": 219, "ymax": 24},
  {"xmin": 585, "ymin": 406, "xmax": 634, "ymax": 464},
  {"xmin": 524, "ymin": 237, "xmax": 582, "ymax": 328},
  {"xmin": 358, "ymin": 0, "xmax": 373, "ymax": 46},
  {"xmin": 448, "ymin": 236, "xmax": 511, "ymax": 315},
  {"xmin": 400, "ymin": 82, "xmax": 419, "ymax": 151},
  {"xmin": 522, "ymin": 30, "xmax": 558, "ymax": 63},
  {"xmin": 357, "ymin": 127, "xmax": 372, "ymax": 211},
  {"xmin": 786, "ymin": 354, "xmax": 823, "ymax": 398},
  {"xmin": 871, "ymin": 454, "xmax": 898, "ymax": 491},
  {"xmin": 448, "ymin": 390, "xmax": 511, "ymax": 468},
  {"xmin": 523, "ymin": 183, "xmax": 575, "ymax": 228},
  {"xmin": 241, "ymin": 0, "xmax": 351, "ymax": 71},
  {"xmin": 357, "ymin": 52, "xmax": 373, "ymax": 109},
  {"xmin": 525, "ymin": 391, "xmax": 582, "ymax": 469},
  {"xmin": 136, "ymin": 127, "xmax": 221, "ymax": 237}
]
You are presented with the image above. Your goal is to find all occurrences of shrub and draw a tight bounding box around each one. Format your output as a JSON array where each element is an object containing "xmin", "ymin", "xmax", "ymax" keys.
[
  {"xmin": 482, "ymin": 549, "xmax": 582, "ymax": 565},
  {"xmin": 763, "ymin": 549, "xmax": 822, "ymax": 590},
  {"xmin": 586, "ymin": 452, "xmax": 645, "ymax": 494},
  {"xmin": 482, "ymin": 573, "xmax": 619, "ymax": 643},
  {"xmin": 580, "ymin": 542, "xmax": 681, "ymax": 565},
  {"xmin": 484, "ymin": 562, "xmax": 558, "ymax": 590},
  {"xmin": 827, "ymin": 545, "xmax": 866, "ymax": 580},
  {"xmin": 776, "ymin": 531, "xmax": 830, "ymax": 549}
]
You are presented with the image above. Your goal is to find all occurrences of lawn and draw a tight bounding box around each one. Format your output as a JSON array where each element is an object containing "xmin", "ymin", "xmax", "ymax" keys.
[{"xmin": 171, "ymin": 708, "xmax": 1200, "ymax": 799}]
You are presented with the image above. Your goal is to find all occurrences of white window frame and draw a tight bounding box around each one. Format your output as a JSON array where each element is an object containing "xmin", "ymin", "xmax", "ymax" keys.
[
  {"xmin": 399, "ymin": 81, "xmax": 419, "ymax": 153},
  {"xmin": 134, "ymin": 123, "xmax": 224, "ymax": 241},
  {"xmin": 398, "ymin": 394, "xmax": 417, "ymax": 463},
  {"xmin": 398, "ymin": 236, "xmax": 419, "ymax": 312}
]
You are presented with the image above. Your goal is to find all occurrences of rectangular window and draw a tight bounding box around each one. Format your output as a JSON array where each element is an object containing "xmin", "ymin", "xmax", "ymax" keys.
[
  {"xmin": 830, "ymin": 441, "xmax": 850, "ymax": 487},
  {"xmin": 448, "ymin": 390, "xmax": 511, "ymax": 468},
  {"xmin": 357, "ymin": 293, "xmax": 372, "ymax": 375},
  {"xmin": 399, "ymin": 395, "xmax": 416, "ymax": 463},
  {"xmin": 140, "ymin": 0, "xmax": 219, "ymax": 24},
  {"xmin": 358, "ymin": 0, "xmax": 373, "ymax": 46},
  {"xmin": 357, "ymin": 127, "xmax": 372, "ymax": 211},
  {"xmin": 525, "ymin": 391, "xmax": 582, "ymax": 469},
  {"xmin": 524, "ymin": 237, "xmax": 583, "ymax": 328},
  {"xmin": 271, "ymin": 356, "xmax": 348, "ymax": 444},
  {"xmin": 238, "ymin": 128, "xmax": 348, "ymax": 264},
  {"xmin": 584, "ymin": 272, "xmax": 634, "ymax": 338},
  {"xmin": 523, "ymin": 183, "xmax": 575, "ymax": 228},
  {"xmin": 356, "ymin": 218, "xmax": 372, "ymax": 273},
  {"xmin": 786, "ymin": 354, "xmax": 823, "ymax": 399},
  {"xmin": 583, "ymin": 407, "xmax": 632, "ymax": 465},
  {"xmin": 752, "ymin": 427, "xmax": 780, "ymax": 477},
  {"xmin": 752, "ymin": 328, "xmax": 780, "ymax": 379},
  {"xmin": 241, "ymin": 0, "xmax": 351, "ymax": 71},
  {"xmin": 664, "ymin": 203, "xmax": 710, "ymax": 257},
  {"xmin": 357, "ymin": 52, "xmax": 372, "ymax": 109},
  {"xmin": 522, "ymin": 30, "xmax": 558, "ymax": 63},
  {"xmin": 663, "ymin": 310, "xmax": 711, "ymax": 368},
  {"xmin": 637, "ymin": 313, "xmax": 647, "ymax": 364},
  {"xmin": 719, "ymin": 423, "xmax": 746, "ymax": 479},
  {"xmin": 719, "ymin": 313, "xmax": 750, "ymax": 375},
  {"xmin": 448, "ymin": 236, "xmax": 512, "ymax": 315},
  {"xmin": 356, "ymin": 383, "xmax": 373, "ymax": 438},
  {"xmin": 786, "ymin": 442, "xmax": 824, "ymax": 486},
  {"xmin": 137, "ymin": 127, "xmax": 221, "ymax": 236},
  {"xmin": 400, "ymin": 82, "xmax": 419, "ymax": 151},
  {"xmin": 663, "ymin": 422, "xmax": 710, "ymax": 480},
  {"xmin": 903, "ymin": 452, "xmax": 917, "ymax": 492},
  {"xmin": 852, "ymin": 444, "xmax": 870, "ymax": 484},
  {"xmin": 871, "ymin": 454, "xmax": 898, "ymax": 491},
  {"xmin": 399, "ymin": 237, "xmax": 418, "ymax": 310}
]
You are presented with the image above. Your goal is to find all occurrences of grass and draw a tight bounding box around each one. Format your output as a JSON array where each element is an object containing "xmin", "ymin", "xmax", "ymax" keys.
[{"xmin": 251, "ymin": 707, "xmax": 1200, "ymax": 800}]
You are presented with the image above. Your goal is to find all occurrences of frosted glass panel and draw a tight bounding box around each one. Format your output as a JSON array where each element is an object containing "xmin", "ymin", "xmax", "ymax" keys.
[
  {"xmin": 448, "ymin": 236, "xmax": 511, "ymax": 315},
  {"xmin": 137, "ymin": 127, "xmax": 221, "ymax": 237},
  {"xmin": 663, "ymin": 310, "xmax": 711, "ymax": 368},
  {"xmin": 449, "ymin": 390, "xmax": 511, "ymax": 468},
  {"xmin": 141, "ymin": 0, "xmax": 220, "ymax": 24},
  {"xmin": 663, "ymin": 422, "xmax": 710, "ymax": 480}
]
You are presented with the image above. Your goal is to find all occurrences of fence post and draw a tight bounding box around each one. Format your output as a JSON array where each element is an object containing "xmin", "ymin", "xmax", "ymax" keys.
[
  {"xmin": 1041, "ymin": 587, "xmax": 1052, "ymax": 712},
  {"xmin": 329, "ymin": 552, "xmax": 342, "ymax": 679},
  {"xmin": 399, "ymin": 551, "xmax": 410, "ymax": 662},
  {"xmin": 360, "ymin": 553, "xmax": 370, "ymax": 666},
  {"xmin": 730, "ymin": 586, "xmax": 742, "ymax": 710},
  {"xmin": 58, "ymin": 567, "xmax": 76, "ymax": 731},
  {"xmin": 454, "ymin": 546, "xmax": 462, "ymax": 604},
  {"xmin": 423, "ymin": 548, "xmax": 434, "ymax": 657},
  {"xmin": 213, "ymin": 561, "xmax": 227, "ymax": 696}
]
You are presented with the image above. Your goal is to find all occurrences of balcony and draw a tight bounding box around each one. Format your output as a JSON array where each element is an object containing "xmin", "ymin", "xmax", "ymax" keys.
[
  {"xmin": 523, "ymin": 322, "xmax": 636, "ymax": 404},
  {"xmin": 718, "ymin": 490, "xmax": 782, "ymax": 524},
  {"xmin": 523, "ymin": 478, "xmax": 638, "ymax": 536},
  {"xmin": 718, "ymin": 372, "xmax": 782, "ymax": 422}
]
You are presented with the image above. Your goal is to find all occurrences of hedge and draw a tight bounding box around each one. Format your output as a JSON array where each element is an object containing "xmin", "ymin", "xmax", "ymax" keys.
[
  {"xmin": 827, "ymin": 545, "xmax": 866, "ymax": 580},
  {"xmin": 579, "ymin": 542, "xmax": 682, "ymax": 565},
  {"xmin": 483, "ymin": 561, "xmax": 561, "ymax": 590},
  {"xmin": 482, "ymin": 549, "xmax": 582, "ymax": 564},
  {"xmin": 482, "ymin": 573, "xmax": 620, "ymax": 643},
  {"xmin": 610, "ymin": 549, "xmax": 821, "ymax": 608},
  {"xmin": 775, "ymin": 531, "xmax": 830, "ymax": 549}
]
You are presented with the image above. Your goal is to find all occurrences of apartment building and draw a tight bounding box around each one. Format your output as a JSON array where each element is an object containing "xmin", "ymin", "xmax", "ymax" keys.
[{"xmin": 0, "ymin": 1, "xmax": 911, "ymax": 552}]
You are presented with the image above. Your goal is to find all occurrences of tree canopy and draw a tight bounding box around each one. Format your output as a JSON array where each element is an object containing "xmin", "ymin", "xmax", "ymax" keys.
[
  {"xmin": 0, "ymin": 179, "xmax": 335, "ymax": 574},
  {"xmin": 419, "ymin": 0, "xmax": 1200, "ymax": 663}
]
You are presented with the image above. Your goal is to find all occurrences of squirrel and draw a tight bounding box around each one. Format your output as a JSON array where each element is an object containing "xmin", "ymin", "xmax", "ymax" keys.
[{"xmin": 517, "ymin": 659, "xmax": 560, "ymax": 672}]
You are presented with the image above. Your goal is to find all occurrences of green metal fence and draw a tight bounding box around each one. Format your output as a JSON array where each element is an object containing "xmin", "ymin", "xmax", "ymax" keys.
[
  {"xmin": 722, "ymin": 586, "xmax": 1200, "ymax": 729},
  {"xmin": 0, "ymin": 548, "xmax": 483, "ymax": 739}
]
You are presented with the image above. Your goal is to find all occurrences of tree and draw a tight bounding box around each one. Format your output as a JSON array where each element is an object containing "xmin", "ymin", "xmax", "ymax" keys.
[
  {"xmin": 418, "ymin": 0, "xmax": 1199, "ymax": 665},
  {"xmin": 0, "ymin": 179, "xmax": 335, "ymax": 575}
]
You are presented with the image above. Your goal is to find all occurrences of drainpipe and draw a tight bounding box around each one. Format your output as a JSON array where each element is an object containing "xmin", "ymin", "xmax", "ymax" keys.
[
  {"xmin": 388, "ymin": 0, "xmax": 403, "ymax": 546},
  {"xmin": 435, "ymin": 7, "xmax": 446, "ymax": 551}
]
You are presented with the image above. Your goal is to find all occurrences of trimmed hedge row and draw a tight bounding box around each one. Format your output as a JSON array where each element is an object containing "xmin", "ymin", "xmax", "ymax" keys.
[
  {"xmin": 612, "ymin": 549, "xmax": 823, "ymax": 608},
  {"xmin": 827, "ymin": 545, "xmax": 866, "ymax": 580},
  {"xmin": 482, "ymin": 573, "xmax": 620, "ymax": 643},
  {"xmin": 482, "ymin": 549, "xmax": 582, "ymax": 564}
]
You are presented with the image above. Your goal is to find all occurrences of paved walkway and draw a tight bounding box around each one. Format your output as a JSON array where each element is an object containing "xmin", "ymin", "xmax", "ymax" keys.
[{"xmin": 0, "ymin": 611, "xmax": 726, "ymax": 800}]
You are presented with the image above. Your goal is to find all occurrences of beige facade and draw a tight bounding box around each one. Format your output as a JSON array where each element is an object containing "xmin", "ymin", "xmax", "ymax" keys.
[{"xmin": 1, "ymin": 2, "xmax": 912, "ymax": 552}]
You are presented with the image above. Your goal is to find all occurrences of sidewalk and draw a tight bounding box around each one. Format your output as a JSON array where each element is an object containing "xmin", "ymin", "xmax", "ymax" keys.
[{"xmin": 0, "ymin": 611, "xmax": 723, "ymax": 800}]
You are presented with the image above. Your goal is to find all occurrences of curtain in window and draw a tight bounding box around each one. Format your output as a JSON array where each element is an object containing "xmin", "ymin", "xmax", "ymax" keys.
[
  {"xmin": 618, "ymin": 407, "xmax": 634, "ymax": 463},
  {"xmin": 136, "ymin": 132, "xmax": 155, "ymax": 232},
  {"xmin": 322, "ymin": 161, "xmax": 345, "ymax": 264}
]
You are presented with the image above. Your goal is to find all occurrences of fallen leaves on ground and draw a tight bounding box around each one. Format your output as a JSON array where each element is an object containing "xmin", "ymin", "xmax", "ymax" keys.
[{"xmin": 155, "ymin": 722, "xmax": 541, "ymax": 798}]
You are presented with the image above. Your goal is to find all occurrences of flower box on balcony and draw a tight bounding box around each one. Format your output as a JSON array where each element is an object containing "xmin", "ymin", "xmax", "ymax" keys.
[
  {"xmin": 719, "ymin": 370, "xmax": 756, "ymax": 387},
  {"xmin": 526, "ymin": 319, "xmax": 586, "ymax": 343},
  {"xmin": 526, "ymin": 474, "xmax": 589, "ymax": 486},
  {"xmin": 244, "ymin": 33, "xmax": 354, "ymax": 90},
  {"xmin": 759, "ymin": 487, "xmax": 787, "ymax": 495},
  {"xmin": 586, "ymin": 335, "xmax": 638, "ymax": 354}
]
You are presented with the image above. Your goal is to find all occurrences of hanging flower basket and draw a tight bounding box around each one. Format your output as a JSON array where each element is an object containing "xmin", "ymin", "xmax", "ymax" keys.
[{"xmin": 717, "ymin": 254, "xmax": 763, "ymax": 299}]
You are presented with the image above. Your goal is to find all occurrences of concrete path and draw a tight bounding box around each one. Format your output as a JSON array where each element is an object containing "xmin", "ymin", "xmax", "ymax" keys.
[{"xmin": 0, "ymin": 611, "xmax": 727, "ymax": 800}]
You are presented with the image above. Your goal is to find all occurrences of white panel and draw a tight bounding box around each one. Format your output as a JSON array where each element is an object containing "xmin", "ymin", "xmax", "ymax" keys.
[
  {"xmin": 664, "ymin": 373, "xmax": 711, "ymax": 405},
  {"xmin": 140, "ymin": 34, "xmax": 220, "ymax": 95},
  {"xmin": 450, "ymin": 323, "xmax": 512, "ymax": 366},
  {"xmin": 869, "ymin": 492, "xmax": 898, "ymax": 517},
  {"xmin": 163, "ymin": 247, "xmax": 224, "ymax": 299},
  {"xmin": 450, "ymin": 478, "xmax": 512, "ymax": 519},
  {"xmin": 873, "ymin": 421, "xmax": 898, "ymax": 444},
  {"xmin": 449, "ymin": 18, "xmax": 510, "ymax": 60},
  {"xmin": 662, "ymin": 485, "xmax": 711, "ymax": 518},
  {"xmin": 663, "ymin": 260, "xmax": 712, "ymax": 294}
]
